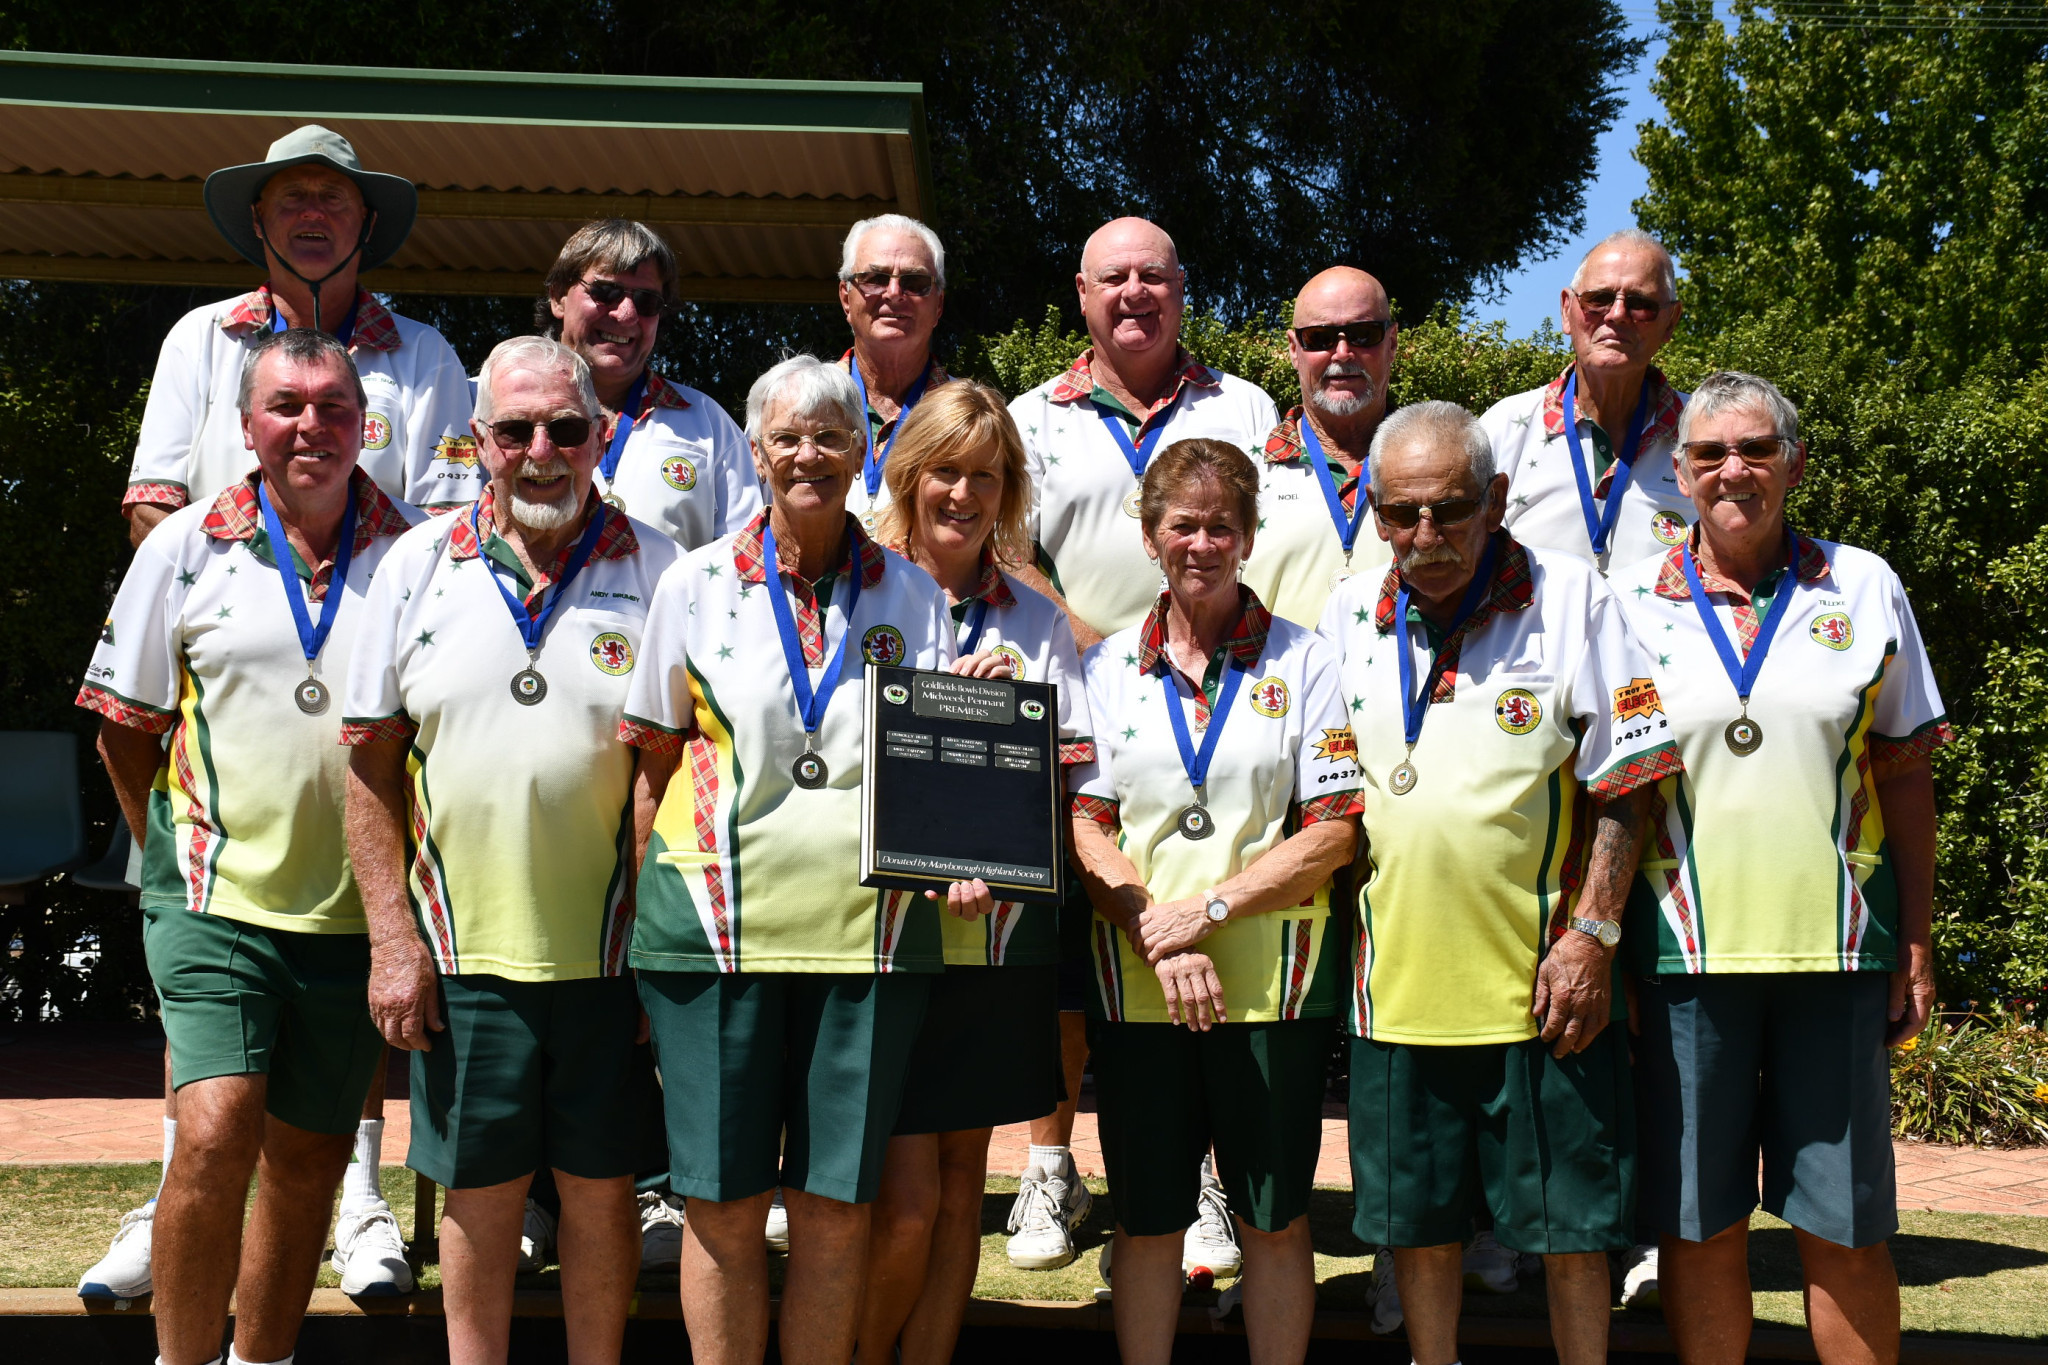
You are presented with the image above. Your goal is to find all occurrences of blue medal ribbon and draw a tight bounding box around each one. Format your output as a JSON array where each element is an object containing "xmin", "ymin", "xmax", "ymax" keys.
[
  {"xmin": 958, "ymin": 598, "xmax": 991, "ymax": 655},
  {"xmin": 1393, "ymin": 538, "xmax": 1498, "ymax": 750},
  {"xmin": 759, "ymin": 517, "xmax": 865, "ymax": 742},
  {"xmin": 1680, "ymin": 536, "xmax": 1800, "ymax": 706},
  {"xmin": 1159, "ymin": 650, "xmax": 1248, "ymax": 803},
  {"xmin": 852, "ymin": 361, "xmax": 934, "ymax": 497},
  {"xmin": 598, "ymin": 372, "xmax": 651, "ymax": 482},
  {"xmin": 471, "ymin": 499, "xmax": 607, "ymax": 654},
  {"xmin": 270, "ymin": 296, "xmax": 358, "ymax": 348},
  {"xmin": 257, "ymin": 479, "xmax": 357, "ymax": 669},
  {"xmin": 1560, "ymin": 369, "xmax": 1651, "ymax": 558},
  {"xmin": 1092, "ymin": 386, "xmax": 1185, "ymax": 482},
  {"xmin": 1298, "ymin": 417, "xmax": 1370, "ymax": 560}
]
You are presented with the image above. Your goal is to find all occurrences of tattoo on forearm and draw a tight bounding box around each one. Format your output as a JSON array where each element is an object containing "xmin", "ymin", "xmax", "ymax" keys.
[{"xmin": 1586, "ymin": 792, "xmax": 1648, "ymax": 910}]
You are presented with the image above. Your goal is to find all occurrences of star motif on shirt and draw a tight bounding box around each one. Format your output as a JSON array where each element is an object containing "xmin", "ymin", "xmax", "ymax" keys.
[
  {"xmin": 434, "ymin": 588, "xmax": 444, "ymax": 598},
  {"xmin": 1045, "ymin": 454, "xmax": 1061, "ymax": 466},
  {"xmin": 176, "ymin": 569, "xmax": 197, "ymax": 587},
  {"xmin": 728, "ymin": 609, "xmax": 738, "ymax": 619},
  {"xmin": 1350, "ymin": 695, "xmax": 1364, "ymax": 713},
  {"xmin": 1257, "ymin": 517, "xmax": 1267, "ymax": 531},
  {"xmin": 214, "ymin": 605, "xmax": 232, "ymax": 620},
  {"xmin": 402, "ymin": 588, "xmax": 412, "ymax": 602},
  {"xmin": 1631, "ymin": 585, "xmax": 1651, "ymax": 598},
  {"xmin": 1511, "ymin": 495, "xmax": 1529, "ymax": 509},
  {"xmin": 1121, "ymin": 725, "xmax": 1138, "ymax": 741},
  {"xmin": 704, "ymin": 562, "xmax": 723, "ymax": 578},
  {"xmin": 1353, "ymin": 606, "xmax": 1369, "ymax": 624},
  {"xmin": 415, "ymin": 629, "xmax": 436, "ymax": 647},
  {"xmin": 717, "ymin": 644, "xmax": 734, "ymax": 660},
  {"xmin": 1657, "ymin": 653, "xmax": 1671, "ymax": 667},
  {"xmin": 224, "ymin": 563, "xmax": 238, "ymax": 575},
  {"xmin": 1122, "ymin": 652, "xmax": 1138, "ymax": 669},
  {"xmin": 738, "ymin": 582, "xmax": 754, "ymax": 600},
  {"xmin": 1663, "ymin": 622, "xmax": 1675, "ymax": 632}
]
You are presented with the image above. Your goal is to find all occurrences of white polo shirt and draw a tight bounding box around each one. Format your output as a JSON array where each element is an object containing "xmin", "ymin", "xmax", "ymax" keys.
[
  {"xmin": 125, "ymin": 286, "xmax": 482, "ymax": 516},
  {"xmin": 593, "ymin": 369, "xmax": 763, "ymax": 549},
  {"xmin": 1318, "ymin": 537, "xmax": 1681, "ymax": 1045},
  {"xmin": 1071, "ymin": 589, "xmax": 1361, "ymax": 1024},
  {"xmin": 1012, "ymin": 349, "xmax": 1279, "ymax": 637},
  {"xmin": 1483, "ymin": 366, "xmax": 1693, "ymax": 574},
  {"xmin": 341, "ymin": 490, "xmax": 680, "ymax": 981},
  {"xmin": 1611, "ymin": 532, "xmax": 1951, "ymax": 977},
  {"xmin": 78, "ymin": 472, "xmax": 420, "ymax": 933},
  {"xmin": 621, "ymin": 510, "xmax": 956, "ymax": 974},
  {"xmin": 1241, "ymin": 407, "xmax": 1394, "ymax": 631}
]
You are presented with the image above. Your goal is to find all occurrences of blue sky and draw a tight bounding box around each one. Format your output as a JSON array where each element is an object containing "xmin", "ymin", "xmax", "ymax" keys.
[{"xmin": 1466, "ymin": 9, "xmax": 1670, "ymax": 337}]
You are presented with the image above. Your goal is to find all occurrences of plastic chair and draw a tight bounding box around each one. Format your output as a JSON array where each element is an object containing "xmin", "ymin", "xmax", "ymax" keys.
[
  {"xmin": 0, "ymin": 731, "xmax": 88, "ymax": 898},
  {"xmin": 70, "ymin": 810, "xmax": 139, "ymax": 893}
]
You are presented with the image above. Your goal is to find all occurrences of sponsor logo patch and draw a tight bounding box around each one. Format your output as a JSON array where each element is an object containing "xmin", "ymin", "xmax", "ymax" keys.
[
  {"xmin": 1020, "ymin": 698, "xmax": 1047, "ymax": 721},
  {"xmin": 1810, "ymin": 612, "xmax": 1853, "ymax": 650},
  {"xmin": 1495, "ymin": 688, "xmax": 1542, "ymax": 735},
  {"xmin": 1249, "ymin": 676, "xmax": 1291, "ymax": 718},
  {"xmin": 99, "ymin": 617, "xmax": 115, "ymax": 646},
  {"xmin": 1313, "ymin": 726, "xmax": 1358, "ymax": 762},
  {"xmin": 363, "ymin": 412, "xmax": 392, "ymax": 450},
  {"xmin": 862, "ymin": 624, "xmax": 906, "ymax": 665},
  {"xmin": 1650, "ymin": 510, "xmax": 1688, "ymax": 546},
  {"xmin": 661, "ymin": 456, "xmax": 698, "ymax": 492},
  {"xmin": 589, "ymin": 632, "xmax": 634, "ymax": 675},
  {"xmin": 1611, "ymin": 677, "xmax": 1664, "ymax": 723},
  {"xmin": 435, "ymin": 434, "xmax": 480, "ymax": 467},
  {"xmin": 883, "ymin": 682, "xmax": 910, "ymax": 705}
]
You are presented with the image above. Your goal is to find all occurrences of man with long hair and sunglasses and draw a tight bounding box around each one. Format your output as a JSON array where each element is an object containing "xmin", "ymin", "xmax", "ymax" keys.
[
  {"xmin": 1243, "ymin": 266, "xmax": 1399, "ymax": 631},
  {"xmin": 836, "ymin": 214, "xmax": 953, "ymax": 533},
  {"xmin": 540, "ymin": 218, "xmax": 762, "ymax": 550},
  {"xmin": 1481, "ymin": 228, "xmax": 1692, "ymax": 579}
]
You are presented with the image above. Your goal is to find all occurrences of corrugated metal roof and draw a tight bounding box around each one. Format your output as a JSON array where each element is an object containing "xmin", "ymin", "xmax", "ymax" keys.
[{"xmin": 0, "ymin": 50, "xmax": 933, "ymax": 301}]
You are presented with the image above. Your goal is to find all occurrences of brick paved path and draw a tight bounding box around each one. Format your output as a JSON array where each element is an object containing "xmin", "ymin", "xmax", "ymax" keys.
[{"xmin": 9, "ymin": 1026, "xmax": 2048, "ymax": 1216}]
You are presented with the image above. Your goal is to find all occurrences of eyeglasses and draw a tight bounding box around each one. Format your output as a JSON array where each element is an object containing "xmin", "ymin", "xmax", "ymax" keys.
[
  {"xmin": 1292, "ymin": 320, "xmax": 1391, "ymax": 352},
  {"xmin": 761, "ymin": 428, "xmax": 858, "ymax": 456},
  {"xmin": 1372, "ymin": 497, "xmax": 1482, "ymax": 530},
  {"xmin": 1680, "ymin": 436, "xmax": 1790, "ymax": 470},
  {"xmin": 488, "ymin": 416, "xmax": 593, "ymax": 449},
  {"xmin": 1572, "ymin": 289, "xmax": 1671, "ymax": 322},
  {"xmin": 578, "ymin": 277, "xmax": 669, "ymax": 316},
  {"xmin": 845, "ymin": 268, "xmax": 938, "ymax": 298}
]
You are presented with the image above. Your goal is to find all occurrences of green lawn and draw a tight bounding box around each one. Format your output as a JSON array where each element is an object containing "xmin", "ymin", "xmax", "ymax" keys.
[{"xmin": 12, "ymin": 1166, "xmax": 2048, "ymax": 1341}]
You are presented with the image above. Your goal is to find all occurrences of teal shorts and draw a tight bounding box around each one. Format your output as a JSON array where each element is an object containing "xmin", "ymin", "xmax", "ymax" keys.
[
  {"xmin": 143, "ymin": 903, "xmax": 381, "ymax": 1136},
  {"xmin": 895, "ymin": 965, "xmax": 1061, "ymax": 1135}
]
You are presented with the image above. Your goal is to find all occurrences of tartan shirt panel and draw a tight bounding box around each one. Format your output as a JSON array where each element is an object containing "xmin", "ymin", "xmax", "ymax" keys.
[
  {"xmin": 732, "ymin": 509, "xmax": 889, "ymax": 668},
  {"xmin": 1540, "ymin": 364, "xmax": 1686, "ymax": 498},
  {"xmin": 1871, "ymin": 720, "xmax": 1958, "ymax": 768},
  {"xmin": 618, "ymin": 716, "xmax": 686, "ymax": 757},
  {"xmin": 963, "ymin": 547, "xmax": 1021, "ymax": 609},
  {"xmin": 124, "ymin": 480, "xmax": 192, "ymax": 512},
  {"xmin": 1298, "ymin": 791, "xmax": 1365, "ymax": 824},
  {"xmin": 1071, "ymin": 792, "xmax": 1120, "ymax": 830},
  {"xmin": 200, "ymin": 470, "xmax": 413, "ymax": 601},
  {"xmin": 1047, "ymin": 348, "xmax": 1220, "ymax": 422},
  {"xmin": 77, "ymin": 685, "xmax": 178, "ymax": 734},
  {"xmin": 1264, "ymin": 407, "xmax": 1364, "ymax": 512},
  {"xmin": 840, "ymin": 349, "xmax": 952, "ymax": 441},
  {"xmin": 1133, "ymin": 586, "xmax": 1274, "ymax": 728},
  {"xmin": 598, "ymin": 369, "xmax": 694, "ymax": 446},
  {"xmin": 221, "ymin": 285, "xmax": 402, "ymax": 354},
  {"xmin": 339, "ymin": 714, "xmax": 418, "ymax": 746},
  {"xmin": 1652, "ymin": 526, "xmax": 1831, "ymax": 653},
  {"xmin": 1372, "ymin": 534, "xmax": 1537, "ymax": 705},
  {"xmin": 447, "ymin": 485, "xmax": 639, "ymax": 610}
]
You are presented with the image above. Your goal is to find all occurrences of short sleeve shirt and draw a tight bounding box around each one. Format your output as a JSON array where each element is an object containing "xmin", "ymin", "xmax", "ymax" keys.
[
  {"xmin": 621, "ymin": 510, "xmax": 957, "ymax": 974},
  {"xmin": 594, "ymin": 370, "xmax": 763, "ymax": 550},
  {"xmin": 1483, "ymin": 366, "xmax": 1693, "ymax": 574},
  {"xmin": 1012, "ymin": 349, "xmax": 1280, "ymax": 637},
  {"xmin": 341, "ymin": 490, "xmax": 681, "ymax": 981},
  {"xmin": 1241, "ymin": 408, "xmax": 1393, "ymax": 631},
  {"xmin": 1071, "ymin": 589, "xmax": 1361, "ymax": 1024},
  {"xmin": 840, "ymin": 351, "xmax": 951, "ymax": 533},
  {"xmin": 1611, "ymin": 533, "xmax": 1952, "ymax": 977},
  {"xmin": 77, "ymin": 471, "xmax": 420, "ymax": 933},
  {"xmin": 1317, "ymin": 537, "xmax": 1682, "ymax": 1045},
  {"xmin": 126, "ymin": 287, "xmax": 483, "ymax": 515}
]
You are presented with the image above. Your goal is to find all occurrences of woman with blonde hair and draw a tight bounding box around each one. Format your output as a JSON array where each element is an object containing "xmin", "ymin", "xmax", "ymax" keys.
[{"xmin": 854, "ymin": 380, "xmax": 1096, "ymax": 1365}]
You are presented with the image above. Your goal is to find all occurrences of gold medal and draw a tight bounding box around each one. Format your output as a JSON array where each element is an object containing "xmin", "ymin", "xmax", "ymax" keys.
[{"xmin": 1725, "ymin": 715, "xmax": 1763, "ymax": 755}]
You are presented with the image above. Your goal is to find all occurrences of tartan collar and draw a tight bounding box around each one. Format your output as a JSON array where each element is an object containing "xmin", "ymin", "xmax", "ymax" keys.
[
  {"xmin": 1540, "ymin": 364, "xmax": 1683, "ymax": 444},
  {"xmin": 1047, "ymin": 347, "xmax": 1218, "ymax": 419},
  {"xmin": 202, "ymin": 469, "xmax": 412, "ymax": 554},
  {"xmin": 839, "ymin": 348, "xmax": 951, "ymax": 400},
  {"xmin": 963, "ymin": 546, "xmax": 1019, "ymax": 609},
  {"xmin": 446, "ymin": 484, "xmax": 638, "ymax": 564},
  {"xmin": 1374, "ymin": 533, "xmax": 1535, "ymax": 634},
  {"xmin": 1653, "ymin": 526, "xmax": 1831, "ymax": 602},
  {"xmin": 732, "ymin": 508, "xmax": 888, "ymax": 590},
  {"xmin": 222, "ymin": 284, "xmax": 401, "ymax": 353},
  {"xmin": 1134, "ymin": 585, "xmax": 1272, "ymax": 676},
  {"xmin": 1262, "ymin": 406, "xmax": 1373, "ymax": 472},
  {"xmin": 639, "ymin": 370, "xmax": 692, "ymax": 416}
]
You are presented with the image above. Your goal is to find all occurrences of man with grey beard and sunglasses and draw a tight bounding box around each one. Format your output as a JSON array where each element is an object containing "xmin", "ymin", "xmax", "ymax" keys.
[{"xmin": 1242, "ymin": 267, "xmax": 1399, "ymax": 630}]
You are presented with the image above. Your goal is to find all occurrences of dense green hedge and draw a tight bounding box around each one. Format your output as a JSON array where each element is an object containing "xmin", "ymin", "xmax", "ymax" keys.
[{"xmin": 4, "ymin": 297, "xmax": 2039, "ymax": 1022}]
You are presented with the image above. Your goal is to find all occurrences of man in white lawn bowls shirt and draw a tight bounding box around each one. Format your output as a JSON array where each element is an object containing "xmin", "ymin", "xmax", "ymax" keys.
[{"xmin": 837, "ymin": 212, "xmax": 954, "ymax": 532}]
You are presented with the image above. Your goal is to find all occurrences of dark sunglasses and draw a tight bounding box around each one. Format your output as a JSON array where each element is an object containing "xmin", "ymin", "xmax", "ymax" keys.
[
  {"xmin": 1292, "ymin": 319, "xmax": 1391, "ymax": 353},
  {"xmin": 579, "ymin": 277, "xmax": 668, "ymax": 316},
  {"xmin": 1372, "ymin": 497, "xmax": 1482, "ymax": 530},
  {"xmin": 1572, "ymin": 288, "xmax": 1670, "ymax": 322},
  {"xmin": 1681, "ymin": 436, "xmax": 1790, "ymax": 470},
  {"xmin": 488, "ymin": 416, "xmax": 593, "ymax": 449},
  {"xmin": 846, "ymin": 268, "xmax": 938, "ymax": 298}
]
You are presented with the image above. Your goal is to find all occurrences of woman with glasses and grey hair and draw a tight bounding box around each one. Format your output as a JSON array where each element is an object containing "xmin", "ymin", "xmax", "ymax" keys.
[{"xmin": 1610, "ymin": 369, "xmax": 1949, "ymax": 1365}]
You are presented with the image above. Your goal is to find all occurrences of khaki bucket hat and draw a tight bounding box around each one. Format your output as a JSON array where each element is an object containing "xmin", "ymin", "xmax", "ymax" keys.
[{"xmin": 203, "ymin": 124, "xmax": 417, "ymax": 270}]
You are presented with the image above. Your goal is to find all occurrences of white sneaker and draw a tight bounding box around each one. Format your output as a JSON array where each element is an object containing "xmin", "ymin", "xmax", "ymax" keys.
[
  {"xmin": 1370, "ymin": 1247, "xmax": 1403, "ymax": 1335},
  {"xmin": 1092, "ymin": 1239, "xmax": 1114, "ymax": 1302},
  {"xmin": 1462, "ymin": 1227, "xmax": 1519, "ymax": 1294},
  {"xmin": 764, "ymin": 1188, "xmax": 790, "ymax": 1255},
  {"xmin": 331, "ymin": 1201, "xmax": 414, "ymax": 1296},
  {"xmin": 518, "ymin": 1197, "xmax": 557, "ymax": 1272},
  {"xmin": 1620, "ymin": 1242, "xmax": 1660, "ymax": 1310},
  {"xmin": 1006, "ymin": 1161, "xmax": 1091, "ymax": 1270},
  {"xmin": 1181, "ymin": 1167, "xmax": 1241, "ymax": 1281},
  {"xmin": 77, "ymin": 1200, "xmax": 155, "ymax": 1300},
  {"xmin": 639, "ymin": 1190, "xmax": 686, "ymax": 1273}
]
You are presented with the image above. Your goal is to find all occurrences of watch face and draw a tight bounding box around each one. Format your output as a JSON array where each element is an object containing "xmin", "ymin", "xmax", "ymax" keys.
[{"xmin": 1205, "ymin": 899, "xmax": 1229, "ymax": 922}]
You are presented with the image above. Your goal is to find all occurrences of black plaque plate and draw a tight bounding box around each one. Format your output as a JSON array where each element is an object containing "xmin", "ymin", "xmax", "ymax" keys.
[{"xmin": 861, "ymin": 665, "xmax": 1064, "ymax": 903}]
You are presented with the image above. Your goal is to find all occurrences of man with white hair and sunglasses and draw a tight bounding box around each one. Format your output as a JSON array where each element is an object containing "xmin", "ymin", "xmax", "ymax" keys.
[
  {"xmin": 836, "ymin": 213, "xmax": 953, "ymax": 532},
  {"xmin": 343, "ymin": 336, "xmax": 678, "ymax": 1365}
]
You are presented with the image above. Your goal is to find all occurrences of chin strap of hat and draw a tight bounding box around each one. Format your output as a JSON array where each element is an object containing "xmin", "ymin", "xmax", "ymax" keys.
[{"xmin": 255, "ymin": 215, "xmax": 375, "ymax": 336}]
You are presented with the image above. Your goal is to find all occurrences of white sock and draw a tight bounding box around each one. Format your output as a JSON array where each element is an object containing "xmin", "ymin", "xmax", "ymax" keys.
[
  {"xmin": 339, "ymin": 1119, "xmax": 385, "ymax": 1215},
  {"xmin": 152, "ymin": 1117, "xmax": 176, "ymax": 1201},
  {"xmin": 157, "ymin": 1357, "xmax": 220, "ymax": 1365},
  {"xmin": 227, "ymin": 1351, "xmax": 292, "ymax": 1365},
  {"xmin": 1028, "ymin": 1143, "xmax": 1069, "ymax": 1179}
]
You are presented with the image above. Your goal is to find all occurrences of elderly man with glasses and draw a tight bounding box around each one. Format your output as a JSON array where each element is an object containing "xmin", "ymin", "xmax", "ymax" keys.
[
  {"xmin": 1481, "ymin": 229, "xmax": 1693, "ymax": 579},
  {"xmin": 836, "ymin": 213, "xmax": 953, "ymax": 532}
]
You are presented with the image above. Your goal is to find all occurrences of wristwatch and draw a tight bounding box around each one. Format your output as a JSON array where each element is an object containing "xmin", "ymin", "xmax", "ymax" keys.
[
  {"xmin": 1569, "ymin": 915, "xmax": 1622, "ymax": 949},
  {"xmin": 1203, "ymin": 893, "xmax": 1231, "ymax": 925}
]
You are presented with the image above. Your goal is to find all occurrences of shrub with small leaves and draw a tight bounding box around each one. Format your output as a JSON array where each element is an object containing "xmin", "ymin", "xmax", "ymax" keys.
[{"xmin": 1892, "ymin": 1012, "xmax": 2048, "ymax": 1147}]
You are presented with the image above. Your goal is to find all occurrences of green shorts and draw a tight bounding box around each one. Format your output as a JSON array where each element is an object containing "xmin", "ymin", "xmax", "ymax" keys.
[
  {"xmin": 143, "ymin": 903, "xmax": 381, "ymax": 1136},
  {"xmin": 1089, "ymin": 1017, "xmax": 1333, "ymax": 1237},
  {"xmin": 1348, "ymin": 1028, "xmax": 1635, "ymax": 1254},
  {"xmin": 895, "ymin": 965, "xmax": 1061, "ymax": 1135},
  {"xmin": 1636, "ymin": 971, "xmax": 1896, "ymax": 1248},
  {"xmin": 407, "ymin": 974, "xmax": 662, "ymax": 1190},
  {"xmin": 639, "ymin": 970, "xmax": 928, "ymax": 1205}
]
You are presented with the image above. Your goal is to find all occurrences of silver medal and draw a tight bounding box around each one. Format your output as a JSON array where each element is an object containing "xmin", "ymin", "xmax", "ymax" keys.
[
  {"xmin": 1389, "ymin": 761, "xmax": 1418, "ymax": 795},
  {"xmin": 295, "ymin": 677, "xmax": 329, "ymax": 716},
  {"xmin": 793, "ymin": 751, "xmax": 829, "ymax": 789},
  {"xmin": 1177, "ymin": 804, "xmax": 1214, "ymax": 840},
  {"xmin": 511, "ymin": 668, "xmax": 548, "ymax": 706},
  {"xmin": 1724, "ymin": 716, "xmax": 1763, "ymax": 755}
]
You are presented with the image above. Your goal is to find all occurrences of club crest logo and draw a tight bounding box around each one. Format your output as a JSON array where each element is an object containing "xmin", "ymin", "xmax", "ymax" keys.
[
  {"xmin": 989, "ymin": 644, "xmax": 1028, "ymax": 677},
  {"xmin": 435, "ymin": 434, "xmax": 480, "ymax": 467},
  {"xmin": 1313, "ymin": 726, "xmax": 1358, "ymax": 762},
  {"xmin": 661, "ymin": 456, "xmax": 698, "ymax": 492},
  {"xmin": 1121, "ymin": 487, "xmax": 1144, "ymax": 518},
  {"xmin": 883, "ymin": 682, "xmax": 910, "ymax": 705},
  {"xmin": 589, "ymin": 632, "xmax": 634, "ymax": 675},
  {"xmin": 1495, "ymin": 688, "xmax": 1542, "ymax": 735},
  {"xmin": 862, "ymin": 624, "xmax": 907, "ymax": 665},
  {"xmin": 1810, "ymin": 612, "xmax": 1854, "ymax": 650},
  {"xmin": 1020, "ymin": 699, "xmax": 1047, "ymax": 721},
  {"xmin": 1249, "ymin": 676, "xmax": 1291, "ymax": 718},
  {"xmin": 1611, "ymin": 677, "xmax": 1664, "ymax": 723},
  {"xmin": 1649, "ymin": 510, "xmax": 1688, "ymax": 547},
  {"xmin": 363, "ymin": 412, "xmax": 392, "ymax": 450}
]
